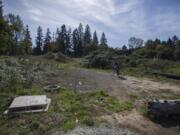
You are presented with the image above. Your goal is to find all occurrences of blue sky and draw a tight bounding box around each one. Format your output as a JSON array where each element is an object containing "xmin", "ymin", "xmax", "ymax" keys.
[{"xmin": 3, "ymin": 0, "xmax": 180, "ymax": 48}]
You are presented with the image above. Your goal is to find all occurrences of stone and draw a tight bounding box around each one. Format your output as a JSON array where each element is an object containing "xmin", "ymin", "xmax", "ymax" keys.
[{"xmin": 44, "ymin": 85, "xmax": 60, "ymax": 92}]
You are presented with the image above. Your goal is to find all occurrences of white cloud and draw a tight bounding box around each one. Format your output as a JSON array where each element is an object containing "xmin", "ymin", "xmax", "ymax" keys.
[
  {"xmin": 18, "ymin": 0, "xmax": 180, "ymax": 47},
  {"xmin": 28, "ymin": 8, "xmax": 43, "ymax": 16}
]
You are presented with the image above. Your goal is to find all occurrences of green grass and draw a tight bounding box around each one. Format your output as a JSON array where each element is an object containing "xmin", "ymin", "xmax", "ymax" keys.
[
  {"xmin": 15, "ymin": 86, "xmax": 45, "ymax": 95},
  {"xmin": 56, "ymin": 58, "xmax": 81, "ymax": 70},
  {"xmin": 0, "ymin": 88, "xmax": 134, "ymax": 134},
  {"xmin": 121, "ymin": 67, "xmax": 145, "ymax": 77},
  {"xmin": 88, "ymin": 90, "xmax": 134, "ymax": 113},
  {"xmin": 62, "ymin": 120, "xmax": 76, "ymax": 132},
  {"xmin": 166, "ymin": 66, "xmax": 180, "ymax": 76},
  {"xmin": 139, "ymin": 104, "xmax": 149, "ymax": 117},
  {"xmin": 128, "ymin": 92, "xmax": 140, "ymax": 101}
]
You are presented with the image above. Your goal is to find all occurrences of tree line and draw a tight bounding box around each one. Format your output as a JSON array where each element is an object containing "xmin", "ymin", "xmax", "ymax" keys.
[
  {"xmin": 0, "ymin": 0, "xmax": 108, "ymax": 57},
  {"xmin": 1, "ymin": 0, "xmax": 180, "ymax": 61},
  {"xmin": 34, "ymin": 24, "xmax": 108, "ymax": 57},
  {"xmin": 116, "ymin": 36, "xmax": 180, "ymax": 61}
]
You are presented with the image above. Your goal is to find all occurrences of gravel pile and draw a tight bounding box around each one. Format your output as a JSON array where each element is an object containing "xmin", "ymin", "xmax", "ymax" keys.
[{"xmin": 53, "ymin": 126, "xmax": 137, "ymax": 135}]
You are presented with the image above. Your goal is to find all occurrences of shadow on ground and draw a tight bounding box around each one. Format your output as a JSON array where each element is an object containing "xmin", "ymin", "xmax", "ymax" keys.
[{"xmin": 152, "ymin": 116, "xmax": 180, "ymax": 128}]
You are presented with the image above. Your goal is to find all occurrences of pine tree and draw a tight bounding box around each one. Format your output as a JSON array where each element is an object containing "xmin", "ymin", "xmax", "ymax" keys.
[
  {"xmin": 172, "ymin": 35, "xmax": 179, "ymax": 46},
  {"xmin": 23, "ymin": 25, "xmax": 32, "ymax": 54},
  {"xmin": 122, "ymin": 45, "xmax": 127, "ymax": 51},
  {"xmin": 0, "ymin": 0, "xmax": 7, "ymax": 55},
  {"xmin": 174, "ymin": 41, "xmax": 180, "ymax": 60},
  {"xmin": 6, "ymin": 14, "xmax": 24, "ymax": 55},
  {"xmin": 0, "ymin": 0, "xmax": 3, "ymax": 18},
  {"xmin": 59, "ymin": 24, "xmax": 67, "ymax": 54},
  {"xmin": 54, "ymin": 28, "xmax": 60, "ymax": 52},
  {"xmin": 167, "ymin": 38, "xmax": 173, "ymax": 46},
  {"xmin": 73, "ymin": 29, "xmax": 79, "ymax": 57},
  {"xmin": 78, "ymin": 23, "xmax": 84, "ymax": 42},
  {"xmin": 66, "ymin": 28, "xmax": 72, "ymax": 55},
  {"xmin": 154, "ymin": 38, "xmax": 161, "ymax": 45},
  {"xmin": 35, "ymin": 26, "xmax": 43, "ymax": 55},
  {"xmin": 87, "ymin": 30, "xmax": 99, "ymax": 51},
  {"xmin": 83, "ymin": 24, "xmax": 92, "ymax": 54},
  {"xmin": 92, "ymin": 31, "xmax": 98, "ymax": 46},
  {"xmin": 43, "ymin": 28, "xmax": 51, "ymax": 54},
  {"xmin": 77, "ymin": 23, "xmax": 83, "ymax": 56},
  {"xmin": 100, "ymin": 32, "xmax": 107, "ymax": 46},
  {"xmin": 84, "ymin": 24, "xmax": 91, "ymax": 44}
]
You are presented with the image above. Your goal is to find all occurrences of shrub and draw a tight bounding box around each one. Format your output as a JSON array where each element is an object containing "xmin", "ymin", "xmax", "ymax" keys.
[
  {"xmin": 84, "ymin": 49, "xmax": 119, "ymax": 69},
  {"xmin": 44, "ymin": 52, "xmax": 56, "ymax": 59},
  {"xmin": 55, "ymin": 52, "xmax": 68, "ymax": 62}
]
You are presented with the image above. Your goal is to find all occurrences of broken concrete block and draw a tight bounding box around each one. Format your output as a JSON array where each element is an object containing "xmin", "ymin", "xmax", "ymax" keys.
[{"xmin": 4, "ymin": 95, "xmax": 51, "ymax": 114}]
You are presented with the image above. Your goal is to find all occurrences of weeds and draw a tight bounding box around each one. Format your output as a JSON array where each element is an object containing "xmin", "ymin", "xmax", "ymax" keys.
[
  {"xmin": 0, "ymin": 88, "xmax": 134, "ymax": 133},
  {"xmin": 139, "ymin": 104, "xmax": 149, "ymax": 117}
]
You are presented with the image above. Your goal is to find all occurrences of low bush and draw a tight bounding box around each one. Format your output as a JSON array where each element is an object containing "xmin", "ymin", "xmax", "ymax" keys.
[
  {"xmin": 84, "ymin": 49, "xmax": 119, "ymax": 69},
  {"xmin": 55, "ymin": 52, "xmax": 68, "ymax": 62},
  {"xmin": 44, "ymin": 52, "xmax": 56, "ymax": 59}
]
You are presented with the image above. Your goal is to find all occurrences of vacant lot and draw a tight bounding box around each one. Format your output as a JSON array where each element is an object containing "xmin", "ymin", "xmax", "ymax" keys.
[{"xmin": 0, "ymin": 56, "xmax": 180, "ymax": 135}]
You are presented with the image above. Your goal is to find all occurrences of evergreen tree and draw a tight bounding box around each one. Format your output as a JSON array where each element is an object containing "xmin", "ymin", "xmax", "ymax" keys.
[
  {"xmin": 35, "ymin": 26, "xmax": 43, "ymax": 55},
  {"xmin": 73, "ymin": 29, "xmax": 79, "ymax": 57},
  {"xmin": 6, "ymin": 14, "xmax": 24, "ymax": 55},
  {"xmin": 172, "ymin": 35, "xmax": 179, "ymax": 46},
  {"xmin": 78, "ymin": 23, "xmax": 84, "ymax": 40},
  {"xmin": 167, "ymin": 38, "xmax": 173, "ymax": 46},
  {"xmin": 43, "ymin": 28, "xmax": 51, "ymax": 54},
  {"xmin": 100, "ymin": 32, "xmax": 107, "ymax": 46},
  {"xmin": 0, "ymin": 0, "xmax": 3, "ymax": 18},
  {"xmin": 23, "ymin": 25, "xmax": 32, "ymax": 54},
  {"xmin": 92, "ymin": 31, "xmax": 98, "ymax": 46},
  {"xmin": 83, "ymin": 24, "xmax": 92, "ymax": 54},
  {"xmin": 154, "ymin": 38, "xmax": 161, "ymax": 45},
  {"xmin": 54, "ymin": 28, "xmax": 60, "ymax": 52},
  {"xmin": 122, "ymin": 45, "xmax": 127, "ymax": 51},
  {"xmin": 84, "ymin": 24, "xmax": 91, "ymax": 44},
  {"xmin": 59, "ymin": 24, "xmax": 67, "ymax": 54},
  {"xmin": 145, "ymin": 40, "xmax": 156, "ymax": 49},
  {"xmin": 88, "ymin": 30, "xmax": 99, "ymax": 51},
  {"xmin": 174, "ymin": 41, "xmax": 180, "ymax": 60},
  {"xmin": 0, "ymin": 0, "xmax": 8, "ymax": 55},
  {"xmin": 50, "ymin": 32, "xmax": 56, "ymax": 53},
  {"xmin": 66, "ymin": 28, "xmax": 72, "ymax": 55},
  {"xmin": 77, "ymin": 23, "xmax": 84, "ymax": 56}
]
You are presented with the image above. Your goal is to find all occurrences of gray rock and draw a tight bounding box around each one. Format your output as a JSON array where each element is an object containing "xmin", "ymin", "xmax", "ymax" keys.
[{"xmin": 53, "ymin": 126, "xmax": 137, "ymax": 135}]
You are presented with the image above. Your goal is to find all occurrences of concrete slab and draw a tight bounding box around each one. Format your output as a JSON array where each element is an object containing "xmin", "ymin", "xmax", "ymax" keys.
[{"xmin": 4, "ymin": 95, "xmax": 51, "ymax": 114}]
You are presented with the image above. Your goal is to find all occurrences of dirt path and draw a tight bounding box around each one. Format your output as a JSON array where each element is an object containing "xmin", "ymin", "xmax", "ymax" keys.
[
  {"xmin": 59, "ymin": 68, "xmax": 180, "ymax": 100},
  {"xmin": 53, "ymin": 68, "xmax": 180, "ymax": 135}
]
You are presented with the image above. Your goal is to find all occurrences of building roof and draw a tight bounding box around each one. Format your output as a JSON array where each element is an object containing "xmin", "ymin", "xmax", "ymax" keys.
[{"xmin": 9, "ymin": 95, "xmax": 49, "ymax": 109}]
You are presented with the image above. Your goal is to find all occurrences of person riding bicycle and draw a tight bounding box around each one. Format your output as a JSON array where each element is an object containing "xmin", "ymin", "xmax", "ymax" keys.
[{"xmin": 113, "ymin": 61, "xmax": 120, "ymax": 76}]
